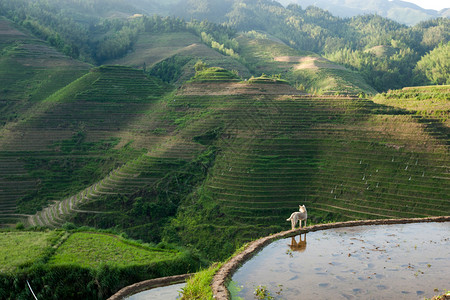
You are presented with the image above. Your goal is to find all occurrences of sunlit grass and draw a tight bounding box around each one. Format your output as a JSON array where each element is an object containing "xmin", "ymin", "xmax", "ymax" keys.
[
  {"xmin": 48, "ymin": 232, "xmax": 179, "ymax": 268},
  {"xmin": 181, "ymin": 263, "xmax": 222, "ymax": 300},
  {"xmin": 0, "ymin": 231, "xmax": 60, "ymax": 273}
]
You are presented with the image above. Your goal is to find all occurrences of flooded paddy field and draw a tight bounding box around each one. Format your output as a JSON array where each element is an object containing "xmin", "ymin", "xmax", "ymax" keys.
[{"xmin": 229, "ymin": 222, "xmax": 450, "ymax": 299}]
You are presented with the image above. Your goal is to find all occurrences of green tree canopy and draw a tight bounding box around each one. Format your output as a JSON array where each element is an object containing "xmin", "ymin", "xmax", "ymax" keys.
[{"xmin": 415, "ymin": 42, "xmax": 450, "ymax": 85}]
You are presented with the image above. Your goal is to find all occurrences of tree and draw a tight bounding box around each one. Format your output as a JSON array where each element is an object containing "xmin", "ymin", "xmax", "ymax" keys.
[
  {"xmin": 415, "ymin": 42, "xmax": 450, "ymax": 85},
  {"xmin": 194, "ymin": 60, "xmax": 207, "ymax": 72}
]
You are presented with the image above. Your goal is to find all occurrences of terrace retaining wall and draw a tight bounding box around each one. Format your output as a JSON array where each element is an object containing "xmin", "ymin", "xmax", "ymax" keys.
[{"xmin": 107, "ymin": 273, "xmax": 193, "ymax": 300}]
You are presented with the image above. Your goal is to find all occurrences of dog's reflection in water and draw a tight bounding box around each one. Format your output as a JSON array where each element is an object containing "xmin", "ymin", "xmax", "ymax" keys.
[{"xmin": 288, "ymin": 233, "xmax": 307, "ymax": 253}]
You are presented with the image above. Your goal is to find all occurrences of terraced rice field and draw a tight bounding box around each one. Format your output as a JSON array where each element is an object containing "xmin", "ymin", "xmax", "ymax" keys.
[
  {"xmin": 106, "ymin": 31, "xmax": 251, "ymax": 85},
  {"xmin": 0, "ymin": 18, "xmax": 89, "ymax": 122},
  {"xmin": 12, "ymin": 66, "xmax": 210, "ymax": 228},
  {"xmin": 373, "ymin": 85, "xmax": 450, "ymax": 127},
  {"xmin": 167, "ymin": 82, "xmax": 449, "ymax": 240},
  {"xmin": 0, "ymin": 18, "xmax": 92, "ymax": 226},
  {"xmin": 26, "ymin": 155, "xmax": 198, "ymax": 228},
  {"xmin": 0, "ymin": 66, "xmax": 179, "ymax": 226},
  {"xmin": 2, "ymin": 65, "xmax": 448, "ymax": 254}
]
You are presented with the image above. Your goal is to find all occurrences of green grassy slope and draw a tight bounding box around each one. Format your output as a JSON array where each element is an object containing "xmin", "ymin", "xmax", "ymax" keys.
[
  {"xmin": 0, "ymin": 229, "xmax": 200, "ymax": 299},
  {"xmin": 237, "ymin": 33, "xmax": 377, "ymax": 95},
  {"xmin": 373, "ymin": 85, "xmax": 450, "ymax": 127}
]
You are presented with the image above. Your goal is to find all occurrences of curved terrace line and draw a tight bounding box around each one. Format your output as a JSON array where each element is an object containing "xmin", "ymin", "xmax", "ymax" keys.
[{"xmin": 107, "ymin": 273, "xmax": 193, "ymax": 300}]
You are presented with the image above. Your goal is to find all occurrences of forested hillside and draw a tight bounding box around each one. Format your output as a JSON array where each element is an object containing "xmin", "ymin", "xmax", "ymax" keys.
[
  {"xmin": 176, "ymin": 0, "xmax": 449, "ymax": 91},
  {"xmin": 0, "ymin": 0, "xmax": 449, "ymax": 298},
  {"xmin": 277, "ymin": 0, "xmax": 449, "ymax": 26},
  {"xmin": 1, "ymin": 0, "xmax": 449, "ymax": 91},
  {"xmin": 415, "ymin": 41, "xmax": 450, "ymax": 85}
]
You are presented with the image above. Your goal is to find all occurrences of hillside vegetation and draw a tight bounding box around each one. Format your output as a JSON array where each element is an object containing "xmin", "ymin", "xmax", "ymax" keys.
[
  {"xmin": 415, "ymin": 42, "xmax": 450, "ymax": 85},
  {"xmin": 236, "ymin": 33, "xmax": 377, "ymax": 95},
  {"xmin": 2, "ymin": 0, "xmax": 449, "ymax": 92},
  {"xmin": 174, "ymin": 0, "xmax": 449, "ymax": 91},
  {"xmin": 0, "ymin": 229, "xmax": 200, "ymax": 299},
  {"xmin": 107, "ymin": 31, "xmax": 251, "ymax": 85}
]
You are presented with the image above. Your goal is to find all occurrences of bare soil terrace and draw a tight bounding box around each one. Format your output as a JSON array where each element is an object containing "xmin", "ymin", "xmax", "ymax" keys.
[{"xmin": 274, "ymin": 55, "xmax": 347, "ymax": 70}]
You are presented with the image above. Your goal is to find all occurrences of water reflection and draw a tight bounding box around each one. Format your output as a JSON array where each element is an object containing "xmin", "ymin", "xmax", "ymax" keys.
[{"xmin": 288, "ymin": 233, "xmax": 307, "ymax": 253}]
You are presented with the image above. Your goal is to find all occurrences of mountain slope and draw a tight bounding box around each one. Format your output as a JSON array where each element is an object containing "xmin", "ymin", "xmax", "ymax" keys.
[
  {"xmin": 236, "ymin": 33, "xmax": 377, "ymax": 95},
  {"xmin": 106, "ymin": 27, "xmax": 374, "ymax": 94},
  {"xmin": 2, "ymin": 0, "xmax": 449, "ymax": 92},
  {"xmin": 0, "ymin": 66, "xmax": 173, "ymax": 226},
  {"xmin": 106, "ymin": 30, "xmax": 252, "ymax": 84},
  {"xmin": 0, "ymin": 0, "xmax": 448, "ymax": 263},
  {"xmin": 162, "ymin": 0, "xmax": 449, "ymax": 91},
  {"xmin": 0, "ymin": 17, "xmax": 90, "ymax": 126},
  {"xmin": 0, "ymin": 17, "xmax": 92, "ymax": 226},
  {"xmin": 168, "ymin": 79, "xmax": 449, "ymax": 259}
]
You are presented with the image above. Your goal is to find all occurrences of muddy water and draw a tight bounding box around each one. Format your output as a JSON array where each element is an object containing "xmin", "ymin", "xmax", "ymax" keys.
[
  {"xmin": 229, "ymin": 222, "xmax": 450, "ymax": 299},
  {"xmin": 125, "ymin": 282, "xmax": 185, "ymax": 300}
]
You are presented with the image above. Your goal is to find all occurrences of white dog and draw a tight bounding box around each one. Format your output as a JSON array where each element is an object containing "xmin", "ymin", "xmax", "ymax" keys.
[{"xmin": 286, "ymin": 205, "xmax": 307, "ymax": 230}]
